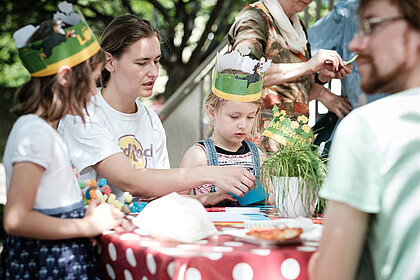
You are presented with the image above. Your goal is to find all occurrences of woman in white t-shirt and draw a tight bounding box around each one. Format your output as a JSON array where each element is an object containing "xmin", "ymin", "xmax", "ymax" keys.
[{"xmin": 59, "ymin": 15, "xmax": 256, "ymax": 202}]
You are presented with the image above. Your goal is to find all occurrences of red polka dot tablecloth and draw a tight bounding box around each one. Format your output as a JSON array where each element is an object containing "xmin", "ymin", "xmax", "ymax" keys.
[{"xmin": 99, "ymin": 222, "xmax": 318, "ymax": 280}]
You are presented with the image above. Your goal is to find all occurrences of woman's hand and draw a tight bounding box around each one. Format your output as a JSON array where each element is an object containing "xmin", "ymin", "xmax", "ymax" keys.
[
  {"xmin": 319, "ymin": 64, "xmax": 353, "ymax": 81},
  {"xmin": 318, "ymin": 90, "xmax": 353, "ymax": 119},
  {"xmin": 308, "ymin": 49, "xmax": 345, "ymax": 73},
  {"xmin": 209, "ymin": 166, "xmax": 256, "ymax": 197}
]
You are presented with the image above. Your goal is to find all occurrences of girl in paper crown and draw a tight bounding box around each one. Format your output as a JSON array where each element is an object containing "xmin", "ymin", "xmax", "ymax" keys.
[
  {"xmin": 1, "ymin": 3, "xmax": 124, "ymax": 279},
  {"xmin": 180, "ymin": 49, "xmax": 271, "ymax": 206}
]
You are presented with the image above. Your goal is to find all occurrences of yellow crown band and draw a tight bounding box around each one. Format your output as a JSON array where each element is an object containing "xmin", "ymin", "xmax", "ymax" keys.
[
  {"xmin": 31, "ymin": 40, "xmax": 100, "ymax": 77},
  {"xmin": 212, "ymin": 85, "xmax": 261, "ymax": 102},
  {"xmin": 262, "ymin": 130, "xmax": 287, "ymax": 145}
]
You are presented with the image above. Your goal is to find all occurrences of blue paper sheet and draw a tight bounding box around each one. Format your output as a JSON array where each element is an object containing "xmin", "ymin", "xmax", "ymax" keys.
[{"xmin": 230, "ymin": 179, "xmax": 269, "ymax": 206}]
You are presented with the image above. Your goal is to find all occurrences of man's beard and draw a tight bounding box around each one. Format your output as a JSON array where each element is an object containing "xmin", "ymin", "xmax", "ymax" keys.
[
  {"xmin": 360, "ymin": 31, "xmax": 409, "ymax": 94},
  {"xmin": 360, "ymin": 56, "xmax": 405, "ymax": 94}
]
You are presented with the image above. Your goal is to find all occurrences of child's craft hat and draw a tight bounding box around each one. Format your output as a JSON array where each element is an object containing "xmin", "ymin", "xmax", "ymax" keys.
[
  {"xmin": 13, "ymin": 1, "xmax": 100, "ymax": 77},
  {"xmin": 262, "ymin": 106, "xmax": 314, "ymax": 148},
  {"xmin": 212, "ymin": 47, "xmax": 271, "ymax": 102}
]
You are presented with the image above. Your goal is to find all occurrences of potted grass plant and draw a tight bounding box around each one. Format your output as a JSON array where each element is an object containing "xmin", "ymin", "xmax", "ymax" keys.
[{"xmin": 261, "ymin": 106, "xmax": 327, "ymax": 217}]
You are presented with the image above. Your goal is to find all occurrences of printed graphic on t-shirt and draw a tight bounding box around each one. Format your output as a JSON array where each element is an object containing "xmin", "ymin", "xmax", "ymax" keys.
[{"xmin": 119, "ymin": 134, "xmax": 153, "ymax": 169}]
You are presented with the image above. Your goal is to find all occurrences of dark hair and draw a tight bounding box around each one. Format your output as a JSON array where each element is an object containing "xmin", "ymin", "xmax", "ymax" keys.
[
  {"xmin": 12, "ymin": 20, "xmax": 106, "ymax": 123},
  {"xmin": 99, "ymin": 14, "xmax": 161, "ymax": 87},
  {"xmin": 359, "ymin": 0, "xmax": 420, "ymax": 30}
]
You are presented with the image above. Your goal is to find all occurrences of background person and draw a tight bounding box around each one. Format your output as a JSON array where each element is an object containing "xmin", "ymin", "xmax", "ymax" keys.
[
  {"xmin": 228, "ymin": 0, "xmax": 353, "ymax": 152},
  {"xmin": 308, "ymin": 0, "xmax": 388, "ymax": 157},
  {"xmin": 308, "ymin": 0, "xmax": 420, "ymax": 279},
  {"xmin": 59, "ymin": 15, "xmax": 255, "ymax": 202},
  {"xmin": 1, "ymin": 5, "xmax": 124, "ymax": 278}
]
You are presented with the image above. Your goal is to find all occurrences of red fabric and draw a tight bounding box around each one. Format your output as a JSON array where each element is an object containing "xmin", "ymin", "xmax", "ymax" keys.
[{"xmin": 99, "ymin": 224, "xmax": 316, "ymax": 280}]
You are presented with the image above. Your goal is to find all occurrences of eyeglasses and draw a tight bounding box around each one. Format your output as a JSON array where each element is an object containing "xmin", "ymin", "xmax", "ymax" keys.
[{"xmin": 356, "ymin": 15, "xmax": 405, "ymax": 37}]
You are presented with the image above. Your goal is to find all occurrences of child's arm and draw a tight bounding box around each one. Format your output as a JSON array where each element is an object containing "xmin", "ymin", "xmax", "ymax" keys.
[
  {"xmin": 4, "ymin": 162, "xmax": 124, "ymax": 240},
  {"xmin": 179, "ymin": 145, "xmax": 237, "ymax": 206}
]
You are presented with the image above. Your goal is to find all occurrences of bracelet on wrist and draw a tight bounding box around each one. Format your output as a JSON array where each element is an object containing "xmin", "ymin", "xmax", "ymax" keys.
[{"xmin": 315, "ymin": 72, "xmax": 328, "ymax": 85}]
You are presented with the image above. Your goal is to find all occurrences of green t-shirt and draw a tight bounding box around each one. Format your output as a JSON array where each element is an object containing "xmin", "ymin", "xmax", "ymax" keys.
[{"xmin": 320, "ymin": 87, "xmax": 420, "ymax": 279}]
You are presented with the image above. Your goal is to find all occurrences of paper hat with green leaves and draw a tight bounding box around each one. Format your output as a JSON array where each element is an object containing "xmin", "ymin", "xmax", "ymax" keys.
[
  {"xmin": 13, "ymin": 1, "xmax": 100, "ymax": 77},
  {"xmin": 262, "ymin": 106, "xmax": 314, "ymax": 147},
  {"xmin": 212, "ymin": 47, "xmax": 271, "ymax": 102}
]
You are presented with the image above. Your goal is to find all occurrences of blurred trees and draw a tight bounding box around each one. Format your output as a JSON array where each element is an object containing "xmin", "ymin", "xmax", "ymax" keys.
[
  {"xmin": 0, "ymin": 0, "xmax": 334, "ymax": 96},
  {"xmin": 1, "ymin": 0, "xmax": 251, "ymax": 96}
]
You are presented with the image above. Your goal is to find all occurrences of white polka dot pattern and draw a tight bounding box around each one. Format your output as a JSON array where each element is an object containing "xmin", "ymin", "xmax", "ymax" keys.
[
  {"xmin": 223, "ymin": 241, "xmax": 243, "ymax": 247},
  {"xmin": 123, "ymin": 269, "xmax": 133, "ymax": 280},
  {"xmin": 126, "ymin": 248, "xmax": 137, "ymax": 267},
  {"xmin": 296, "ymin": 246, "xmax": 317, "ymax": 252},
  {"xmin": 185, "ymin": 267, "xmax": 201, "ymax": 280},
  {"xmin": 120, "ymin": 233, "xmax": 141, "ymax": 241},
  {"xmin": 160, "ymin": 248, "xmax": 185, "ymax": 257},
  {"xmin": 212, "ymin": 246, "xmax": 233, "ymax": 252},
  {"xmin": 201, "ymin": 252, "xmax": 223, "ymax": 260},
  {"xmin": 280, "ymin": 258, "xmax": 301, "ymax": 280},
  {"xmin": 177, "ymin": 244, "xmax": 198, "ymax": 250},
  {"xmin": 106, "ymin": 263, "xmax": 116, "ymax": 280},
  {"xmin": 141, "ymin": 241, "xmax": 161, "ymax": 247},
  {"xmin": 250, "ymin": 249, "xmax": 271, "ymax": 256},
  {"xmin": 146, "ymin": 253, "xmax": 157, "ymax": 275},
  {"xmin": 232, "ymin": 262, "xmax": 253, "ymax": 280},
  {"xmin": 167, "ymin": 261, "xmax": 175, "ymax": 278},
  {"xmin": 108, "ymin": 243, "xmax": 117, "ymax": 261}
]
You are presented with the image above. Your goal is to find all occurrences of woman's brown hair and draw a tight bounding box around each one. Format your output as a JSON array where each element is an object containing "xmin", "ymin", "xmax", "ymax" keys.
[
  {"xmin": 99, "ymin": 14, "xmax": 161, "ymax": 87},
  {"xmin": 12, "ymin": 20, "xmax": 106, "ymax": 123}
]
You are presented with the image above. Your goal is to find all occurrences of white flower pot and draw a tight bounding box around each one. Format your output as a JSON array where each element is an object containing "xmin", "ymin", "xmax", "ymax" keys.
[{"xmin": 272, "ymin": 177, "xmax": 317, "ymax": 218}]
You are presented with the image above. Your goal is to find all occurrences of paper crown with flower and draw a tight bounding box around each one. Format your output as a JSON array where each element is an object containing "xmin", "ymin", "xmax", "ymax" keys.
[
  {"xmin": 13, "ymin": 1, "xmax": 100, "ymax": 77},
  {"xmin": 212, "ymin": 47, "xmax": 271, "ymax": 102},
  {"xmin": 262, "ymin": 106, "xmax": 314, "ymax": 147}
]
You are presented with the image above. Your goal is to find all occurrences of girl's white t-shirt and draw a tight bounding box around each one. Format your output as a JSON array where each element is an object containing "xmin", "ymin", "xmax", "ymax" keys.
[{"xmin": 3, "ymin": 114, "xmax": 83, "ymax": 214}]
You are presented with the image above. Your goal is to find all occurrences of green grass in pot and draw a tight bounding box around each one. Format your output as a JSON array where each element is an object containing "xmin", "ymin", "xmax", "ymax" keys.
[{"xmin": 261, "ymin": 140, "xmax": 327, "ymax": 216}]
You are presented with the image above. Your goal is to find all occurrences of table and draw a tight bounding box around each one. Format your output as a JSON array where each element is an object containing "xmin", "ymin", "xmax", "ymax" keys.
[{"xmin": 99, "ymin": 216, "xmax": 319, "ymax": 280}]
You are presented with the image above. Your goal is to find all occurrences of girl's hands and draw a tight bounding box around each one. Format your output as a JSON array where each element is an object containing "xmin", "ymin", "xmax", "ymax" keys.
[
  {"xmin": 84, "ymin": 199, "xmax": 125, "ymax": 237},
  {"xmin": 198, "ymin": 191, "xmax": 237, "ymax": 206}
]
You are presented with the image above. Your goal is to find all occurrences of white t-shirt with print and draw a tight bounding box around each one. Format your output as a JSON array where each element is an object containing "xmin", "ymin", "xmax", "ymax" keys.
[
  {"xmin": 58, "ymin": 88, "xmax": 170, "ymax": 201},
  {"xmin": 3, "ymin": 114, "xmax": 83, "ymax": 214}
]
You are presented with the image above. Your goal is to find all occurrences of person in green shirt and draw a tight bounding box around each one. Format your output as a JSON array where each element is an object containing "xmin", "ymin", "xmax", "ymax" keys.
[{"xmin": 309, "ymin": 0, "xmax": 420, "ymax": 279}]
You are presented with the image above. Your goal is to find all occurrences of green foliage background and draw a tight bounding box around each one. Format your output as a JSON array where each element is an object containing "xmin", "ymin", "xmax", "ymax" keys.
[{"xmin": 0, "ymin": 0, "xmax": 336, "ymax": 159}]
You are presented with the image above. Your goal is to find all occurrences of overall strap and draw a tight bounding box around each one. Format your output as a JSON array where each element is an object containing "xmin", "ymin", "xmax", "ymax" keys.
[
  {"xmin": 202, "ymin": 139, "xmax": 219, "ymax": 192},
  {"xmin": 202, "ymin": 139, "xmax": 219, "ymax": 166},
  {"xmin": 244, "ymin": 140, "xmax": 260, "ymax": 177}
]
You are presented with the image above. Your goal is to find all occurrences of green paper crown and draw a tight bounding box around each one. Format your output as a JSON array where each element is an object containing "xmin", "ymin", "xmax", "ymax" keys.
[
  {"xmin": 262, "ymin": 106, "xmax": 314, "ymax": 148},
  {"xmin": 212, "ymin": 49, "xmax": 271, "ymax": 102},
  {"xmin": 13, "ymin": 1, "xmax": 100, "ymax": 77}
]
